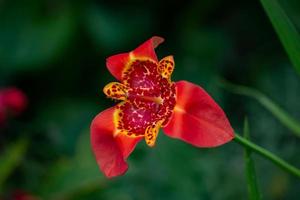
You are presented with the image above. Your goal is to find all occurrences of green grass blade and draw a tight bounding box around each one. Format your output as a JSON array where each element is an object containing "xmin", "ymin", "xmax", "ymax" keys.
[
  {"xmin": 219, "ymin": 79, "xmax": 300, "ymax": 137},
  {"xmin": 234, "ymin": 133, "xmax": 300, "ymax": 178},
  {"xmin": 260, "ymin": 0, "xmax": 300, "ymax": 75},
  {"xmin": 243, "ymin": 119, "xmax": 261, "ymax": 200},
  {"xmin": 0, "ymin": 139, "xmax": 28, "ymax": 190}
]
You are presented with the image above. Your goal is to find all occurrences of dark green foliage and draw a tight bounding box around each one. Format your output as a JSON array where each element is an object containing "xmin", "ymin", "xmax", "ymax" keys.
[{"xmin": 0, "ymin": 0, "xmax": 300, "ymax": 199}]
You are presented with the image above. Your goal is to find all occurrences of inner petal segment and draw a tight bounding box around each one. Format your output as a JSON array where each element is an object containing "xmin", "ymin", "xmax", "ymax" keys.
[
  {"xmin": 145, "ymin": 120, "xmax": 163, "ymax": 147},
  {"xmin": 103, "ymin": 82, "xmax": 128, "ymax": 101},
  {"xmin": 158, "ymin": 56, "xmax": 174, "ymax": 80}
]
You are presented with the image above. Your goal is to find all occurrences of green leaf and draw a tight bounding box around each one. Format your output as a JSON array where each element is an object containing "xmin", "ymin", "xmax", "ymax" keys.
[
  {"xmin": 234, "ymin": 133, "xmax": 300, "ymax": 178},
  {"xmin": 219, "ymin": 79, "xmax": 300, "ymax": 137},
  {"xmin": 243, "ymin": 119, "xmax": 261, "ymax": 200},
  {"xmin": 0, "ymin": 139, "xmax": 28, "ymax": 190},
  {"xmin": 260, "ymin": 0, "xmax": 300, "ymax": 75}
]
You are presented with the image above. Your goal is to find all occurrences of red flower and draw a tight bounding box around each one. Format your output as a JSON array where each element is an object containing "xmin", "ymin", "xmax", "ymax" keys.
[
  {"xmin": 0, "ymin": 88, "xmax": 27, "ymax": 125},
  {"xmin": 91, "ymin": 36, "xmax": 234, "ymax": 178},
  {"xmin": 11, "ymin": 190, "xmax": 39, "ymax": 200}
]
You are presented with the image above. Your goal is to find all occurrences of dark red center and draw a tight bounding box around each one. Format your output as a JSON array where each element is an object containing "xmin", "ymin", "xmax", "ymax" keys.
[{"xmin": 117, "ymin": 59, "xmax": 176, "ymax": 136}]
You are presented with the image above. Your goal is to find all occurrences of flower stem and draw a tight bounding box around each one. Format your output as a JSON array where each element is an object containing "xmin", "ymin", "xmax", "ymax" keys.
[{"xmin": 234, "ymin": 133, "xmax": 300, "ymax": 178}]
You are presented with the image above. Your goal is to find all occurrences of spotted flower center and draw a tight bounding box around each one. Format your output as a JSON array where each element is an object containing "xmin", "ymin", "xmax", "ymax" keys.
[{"xmin": 103, "ymin": 57, "xmax": 176, "ymax": 146}]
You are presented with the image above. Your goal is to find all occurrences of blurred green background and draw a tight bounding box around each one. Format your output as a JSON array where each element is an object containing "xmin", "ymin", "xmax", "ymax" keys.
[{"xmin": 0, "ymin": 0, "xmax": 300, "ymax": 199}]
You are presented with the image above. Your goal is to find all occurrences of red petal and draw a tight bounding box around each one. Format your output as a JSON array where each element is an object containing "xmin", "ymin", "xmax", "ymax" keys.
[
  {"xmin": 90, "ymin": 107, "xmax": 142, "ymax": 178},
  {"xmin": 131, "ymin": 36, "xmax": 164, "ymax": 62},
  {"xmin": 163, "ymin": 81, "xmax": 234, "ymax": 147},
  {"xmin": 106, "ymin": 36, "xmax": 164, "ymax": 81},
  {"xmin": 12, "ymin": 190, "xmax": 37, "ymax": 200},
  {"xmin": 106, "ymin": 53, "xmax": 130, "ymax": 81},
  {"xmin": 116, "ymin": 133, "xmax": 143, "ymax": 159}
]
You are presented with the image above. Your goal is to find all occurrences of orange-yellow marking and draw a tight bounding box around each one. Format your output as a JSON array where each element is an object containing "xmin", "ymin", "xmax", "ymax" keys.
[
  {"xmin": 145, "ymin": 120, "xmax": 164, "ymax": 147},
  {"xmin": 158, "ymin": 56, "xmax": 174, "ymax": 80},
  {"xmin": 103, "ymin": 82, "xmax": 128, "ymax": 101}
]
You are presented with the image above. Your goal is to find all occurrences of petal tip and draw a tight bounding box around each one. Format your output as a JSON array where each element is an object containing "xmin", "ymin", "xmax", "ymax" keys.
[
  {"xmin": 104, "ymin": 163, "xmax": 129, "ymax": 179},
  {"xmin": 105, "ymin": 53, "xmax": 130, "ymax": 80},
  {"xmin": 151, "ymin": 36, "xmax": 165, "ymax": 48},
  {"xmin": 105, "ymin": 36, "xmax": 165, "ymax": 80}
]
